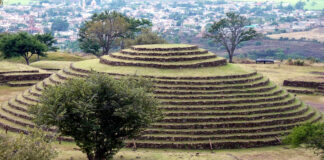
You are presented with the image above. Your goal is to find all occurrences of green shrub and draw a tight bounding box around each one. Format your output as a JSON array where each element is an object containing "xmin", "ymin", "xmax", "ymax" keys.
[
  {"xmin": 0, "ymin": 128, "xmax": 57, "ymax": 160},
  {"xmin": 30, "ymin": 73, "xmax": 162, "ymax": 160},
  {"xmin": 284, "ymin": 123, "xmax": 324, "ymax": 159}
]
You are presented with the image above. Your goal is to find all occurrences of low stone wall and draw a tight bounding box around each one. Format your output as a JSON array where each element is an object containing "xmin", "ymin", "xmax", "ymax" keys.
[
  {"xmin": 160, "ymin": 98, "xmax": 295, "ymax": 111},
  {"xmin": 138, "ymin": 132, "xmax": 288, "ymax": 141},
  {"xmin": 283, "ymin": 80, "xmax": 324, "ymax": 89},
  {"xmin": 131, "ymin": 46, "xmax": 198, "ymax": 51},
  {"xmin": 110, "ymin": 53, "xmax": 217, "ymax": 62},
  {"xmin": 126, "ymin": 140, "xmax": 281, "ymax": 149},
  {"xmin": 164, "ymin": 103, "xmax": 300, "ymax": 117},
  {"xmin": 0, "ymin": 73, "xmax": 51, "ymax": 82},
  {"xmin": 154, "ymin": 85, "xmax": 276, "ymax": 95},
  {"xmin": 100, "ymin": 57, "xmax": 227, "ymax": 69},
  {"xmin": 143, "ymin": 115, "xmax": 323, "ymax": 136},
  {"xmin": 156, "ymin": 90, "xmax": 282, "ymax": 100},
  {"xmin": 121, "ymin": 50, "xmax": 208, "ymax": 56},
  {"xmin": 160, "ymin": 107, "xmax": 307, "ymax": 123},
  {"xmin": 287, "ymin": 89, "xmax": 314, "ymax": 95},
  {"xmin": 152, "ymin": 112, "xmax": 315, "ymax": 129},
  {"xmin": 70, "ymin": 63, "xmax": 258, "ymax": 80},
  {"xmin": 0, "ymin": 70, "xmax": 39, "ymax": 74}
]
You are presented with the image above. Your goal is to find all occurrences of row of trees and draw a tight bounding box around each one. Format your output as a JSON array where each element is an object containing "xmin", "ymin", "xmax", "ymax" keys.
[
  {"xmin": 0, "ymin": 10, "xmax": 256, "ymax": 64},
  {"xmin": 0, "ymin": 32, "xmax": 57, "ymax": 65}
]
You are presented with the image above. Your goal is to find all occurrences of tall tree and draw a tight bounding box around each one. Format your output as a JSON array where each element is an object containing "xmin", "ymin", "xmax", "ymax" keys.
[
  {"xmin": 78, "ymin": 11, "xmax": 151, "ymax": 56},
  {"xmin": 206, "ymin": 12, "xmax": 259, "ymax": 63},
  {"xmin": 30, "ymin": 73, "xmax": 162, "ymax": 160},
  {"xmin": 0, "ymin": 32, "xmax": 47, "ymax": 65},
  {"xmin": 35, "ymin": 33, "xmax": 58, "ymax": 60}
]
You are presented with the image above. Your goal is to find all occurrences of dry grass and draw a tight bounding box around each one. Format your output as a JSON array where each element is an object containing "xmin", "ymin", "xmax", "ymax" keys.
[
  {"xmin": 0, "ymin": 86, "xmax": 28, "ymax": 103},
  {"xmin": 30, "ymin": 61, "xmax": 72, "ymax": 70},
  {"xmin": 53, "ymin": 142, "xmax": 321, "ymax": 160},
  {"xmin": 0, "ymin": 52, "xmax": 95, "ymax": 65},
  {"xmin": 239, "ymin": 63, "xmax": 324, "ymax": 86},
  {"xmin": 268, "ymin": 28, "xmax": 324, "ymax": 43}
]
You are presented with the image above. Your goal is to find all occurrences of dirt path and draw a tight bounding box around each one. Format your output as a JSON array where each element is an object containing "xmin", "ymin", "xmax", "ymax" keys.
[{"xmin": 306, "ymin": 102, "xmax": 324, "ymax": 112}]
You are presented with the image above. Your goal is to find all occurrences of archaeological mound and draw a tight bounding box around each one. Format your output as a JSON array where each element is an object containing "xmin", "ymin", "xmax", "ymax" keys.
[{"xmin": 0, "ymin": 44, "xmax": 322, "ymax": 149}]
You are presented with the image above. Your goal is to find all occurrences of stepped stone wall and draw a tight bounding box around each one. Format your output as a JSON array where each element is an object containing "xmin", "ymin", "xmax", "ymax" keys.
[{"xmin": 0, "ymin": 44, "xmax": 322, "ymax": 150}]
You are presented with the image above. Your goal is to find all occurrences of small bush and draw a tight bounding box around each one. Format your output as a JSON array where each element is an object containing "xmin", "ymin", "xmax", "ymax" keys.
[
  {"xmin": 0, "ymin": 128, "xmax": 57, "ymax": 160},
  {"xmin": 294, "ymin": 59, "xmax": 304, "ymax": 66},
  {"xmin": 284, "ymin": 123, "xmax": 324, "ymax": 159}
]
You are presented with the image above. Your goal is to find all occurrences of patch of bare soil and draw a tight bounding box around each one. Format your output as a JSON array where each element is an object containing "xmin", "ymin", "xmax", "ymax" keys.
[{"xmin": 307, "ymin": 102, "xmax": 324, "ymax": 112}]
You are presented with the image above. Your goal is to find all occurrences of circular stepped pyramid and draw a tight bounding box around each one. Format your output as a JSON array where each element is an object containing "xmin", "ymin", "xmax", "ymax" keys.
[{"xmin": 0, "ymin": 44, "xmax": 322, "ymax": 149}]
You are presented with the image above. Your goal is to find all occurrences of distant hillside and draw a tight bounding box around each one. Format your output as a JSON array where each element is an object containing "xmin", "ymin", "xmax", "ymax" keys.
[
  {"xmin": 206, "ymin": 39, "xmax": 324, "ymax": 61},
  {"xmin": 232, "ymin": 0, "xmax": 324, "ymax": 10},
  {"xmin": 268, "ymin": 28, "xmax": 324, "ymax": 43}
]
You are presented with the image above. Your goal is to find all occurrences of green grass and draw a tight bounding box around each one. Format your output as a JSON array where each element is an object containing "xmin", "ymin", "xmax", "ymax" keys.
[
  {"xmin": 231, "ymin": 0, "xmax": 324, "ymax": 10},
  {"xmin": 0, "ymin": 52, "xmax": 95, "ymax": 65},
  {"xmin": 4, "ymin": 0, "xmax": 38, "ymax": 5},
  {"xmin": 112, "ymin": 52, "xmax": 213, "ymax": 58},
  {"xmin": 132, "ymin": 44, "xmax": 195, "ymax": 49},
  {"xmin": 122, "ymin": 48, "xmax": 206, "ymax": 54},
  {"xmin": 30, "ymin": 61, "xmax": 72, "ymax": 70},
  {"xmin": 74, "ymin": 59, "xmax": 253, "ymax": 77},
  {"xmin": 102, "ymin": 55, "xmax": 224, "ymax": 65},
  {"xmin": 0, "ymin": 61, "xmax": 39, "ymax": 72}
]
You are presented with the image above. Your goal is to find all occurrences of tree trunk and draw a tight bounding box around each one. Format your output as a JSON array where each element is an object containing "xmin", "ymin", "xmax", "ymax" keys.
[
  {"xmin": 103, "ymin": 46, "xmax": 110, "ymax": 55},
  {"xmin": 228, "ymin": 48, "xmax": 235, "ymax": 63},
  {"xmin": 120, "ymin": 40, "xmax": 125, "ymax": 49},
  {"xmin": 37, "ymin": 54, "xmax": 40, "ymax": 61},
  {"xmin": 94, "ymin": 151, "xmax": 105, "ymax": 160},
  {"xmin": 229, "ymin": 56, "xmax": 233, "ymax": 63},
  {"xmin": 24, "ymin": 56, "xmax": 30, "ymax": 65}
]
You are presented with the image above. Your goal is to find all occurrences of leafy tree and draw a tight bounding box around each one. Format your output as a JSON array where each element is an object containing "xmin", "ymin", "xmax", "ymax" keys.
[
  {"xmin": 124, "ymin": 28, "xmax": 166, "ymax": 48},
  {"xmin": 51, "ymin": 18, "xmax": 69, "ymax": 32},
  {"xmin": 79, "ymin": 11, "xmax": 151, "ymax": 56},
  {"xmin": 35, "ymin": 33, "xmax": 58, "ymax": 52},
  {"xmin": 34, "ymin": 33, "xmax": 58, "ymax": 60},
  {"xmin": 0, "ymin": 32, "xmax": 47, "ymax": 65},
  {"xmin": 284, "ymin": 123, "xmax": 324, "ymax": 159},
  {"xmin": 295, "ymin": 1, "xmax": 306, "ymax": 10},
  {"xmin": 206, "ymin": 12, "xmax": 259, "ymax": 63},
  {"xmin": 0, "ymin": 128, "xmax": 57, "ymax": 160},
  {"xmin": 30, "ymin": 73, "xmax": 162, "ymax": 160}
]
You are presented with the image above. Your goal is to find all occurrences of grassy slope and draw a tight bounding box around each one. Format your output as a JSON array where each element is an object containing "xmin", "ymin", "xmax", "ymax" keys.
[
  {"xmin": 30, "ymin": 61, "xmax": 72, "ymax": 70},
  {"xmin": 268, "ymin": 28, "xmax": 324, "ymax": 43},
  {"xmin": 0, "ymin": 61, "xmax": 39, "ymax": 72},
  {"xmin": 74, "ymin": 59, "xmax": 252, "ymax": 77},
  {"xmin": 0, "ymin": 52, "xmax": 95, "ymax": 65},
  {"xmin": 4, "ymin": 0, "xmax": 38, "ymax": 5},
  {"xmin": 53, "ymin": 142, "xmax": 321, "ymax": 160},
  {"xmin": 231, "ymin": 0, "xmax": 324, "ymax": 10},
  {"xmin": 238, "ymin": 63, "xmax": 324, "ymax": 85}
]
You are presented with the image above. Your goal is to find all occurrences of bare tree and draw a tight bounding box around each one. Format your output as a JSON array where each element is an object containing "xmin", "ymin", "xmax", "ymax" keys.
[{"xmin": 206, "ymin": 12, "xmax": 259, "ymax": 63}]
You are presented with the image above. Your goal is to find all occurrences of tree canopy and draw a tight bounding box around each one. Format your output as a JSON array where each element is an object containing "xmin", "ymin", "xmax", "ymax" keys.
[
  {"xmin": 30, "ymin": 73, "xmax": 162, "ymax": 160},
  {"xmin": 0, "ymin": 32, "xmax": 48, "ymax": 65},
  {"xmin": 35, "ymin": 33, "xmax": 58, "ymax": 52},
  {"xmin": 78, "ymin": 11, "xmax": 152, "ymax": 56},
  {"xmin": 51, "ymin": 18, "xmax": 69, "ymax": 32},
  {"xmin": 206, "ymin": 12, "xmax": 259, "ymax": 63}
]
